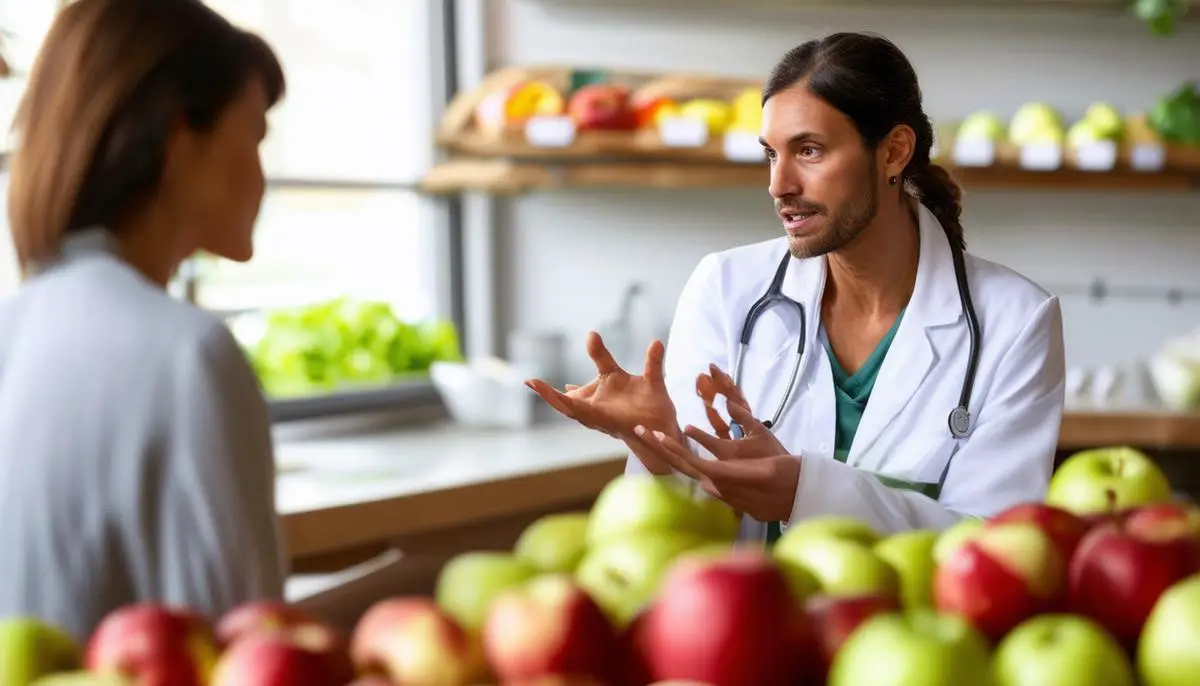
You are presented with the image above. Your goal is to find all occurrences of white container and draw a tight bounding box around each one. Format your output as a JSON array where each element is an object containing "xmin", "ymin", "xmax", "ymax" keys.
[{"xmin": 430, "ymin": 358, "xmax": 534, "ymax": 429}]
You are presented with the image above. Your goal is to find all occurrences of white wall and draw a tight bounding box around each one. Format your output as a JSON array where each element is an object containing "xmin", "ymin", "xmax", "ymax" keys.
[{"xmin": 486, "ymin": 0, "xmax": 1200, "ymax": 388}]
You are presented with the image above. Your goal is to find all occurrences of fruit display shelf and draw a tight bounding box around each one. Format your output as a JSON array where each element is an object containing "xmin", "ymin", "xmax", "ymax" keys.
[{"xmin": 423, "ymin": 65, "xmax": 1200, "ymax": 195}]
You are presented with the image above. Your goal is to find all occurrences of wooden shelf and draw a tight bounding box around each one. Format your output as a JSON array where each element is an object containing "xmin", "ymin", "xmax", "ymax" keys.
[{"xmin": 1059, "ymin": 410, "xmax": 1200, "ymax": 452}]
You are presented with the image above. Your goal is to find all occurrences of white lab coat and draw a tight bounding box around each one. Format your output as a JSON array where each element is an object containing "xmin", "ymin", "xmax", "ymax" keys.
[{"xmin": 626, "ymin": 203, "xmax": 1066, "ymax": 539}]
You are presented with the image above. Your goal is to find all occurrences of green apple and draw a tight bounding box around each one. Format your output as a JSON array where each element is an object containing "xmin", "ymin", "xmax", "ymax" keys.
[
  {"xmin": 697, "ymin": 496, "xmax": 741, "ymax": 543},
  {"xmin": 31, "ymin": 674, "xmax": 130, "ymax": 686},
  {"xmin": 774, "ymin": 534, "xmax": 899, "ymax": 599},
  {"xmin": 776, "ymin": 515, "xmax": 880, "ymax": 547},
  {"xmin": 586, "ymin": 476, "xmax": 714, "ymax": 546},
  {"xmin": 828, "ymin": 609, "xmax": 993, "ymax": 686},
  {"xmin": 994, "ymin": 614, "xmax": 1135, "ymax": 686},
  {"xmin": 0, "ymin": 616, "xmax": 82, "ymax": 685},
  {"xmin": 1138, "ymin": 574, "xmax": 1200, "ymax": 686},
  {"xmin": 513, "ymin": 511, "xmax": 590, "ymax": 573},
  {"xmin": 874, "ymin": 529, "xmax": 939, "ymax": 610},
  {"xmin": 1067, "ymin": 119, "xmax": 1106, "ymax": 147},
  {"xmin": 932, "ymin": 517, "xmax": 984, "ymax": 564},
  {"xmin": 1009, "ymin": 103, "xmax": 1065, "ymax": 146},
  {"xmin": 1082, "ymin": 102, "xmax": 1124, "ymax": 140},
  {"xmin": 574, "ymin": 529, "xmax": 708, "ymax": 627},
  {"xmin": 956, "ymin": 111, "xmax": 1006, "ymax": 141},
  {"xmin": 434, "ymin": 551, "xmax": 538, "ymax": 631},
  {"xmin": 1046, "ymin": 446, "xmax": 1173, "ymax": 516}
]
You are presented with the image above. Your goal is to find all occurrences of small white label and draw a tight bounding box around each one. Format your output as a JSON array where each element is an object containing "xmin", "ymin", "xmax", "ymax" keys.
[
  {"xmin": 657, "ymin": 117, "xmax": 709, "ymax": 147},
  {"xmin": 523, "ymin": 116, "xmax": 576, "ymax": 148},
  {"xmin": 952, "ymin": 138, "xmax": 995, "ymax": 167},
  {"xmin": 1074, "ymin": 140, "xmax": 1117, "ymax": 172},
  {"xmin": 723, "ymin": 131, "xmax": 765, "ymax": 163},
  {"xmin": 1130, "ymin": 143, "xmax": 1166, "ymax": 172},
  {"xmin": 1019, "ymin": 143, "xmax": 1063, "ymax": 171}
]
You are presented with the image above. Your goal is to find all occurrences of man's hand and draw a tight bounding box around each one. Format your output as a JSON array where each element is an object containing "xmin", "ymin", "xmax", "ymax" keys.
[{"xmin": 695, "ymin": 363, "xmax": 752, "ymax": 439}]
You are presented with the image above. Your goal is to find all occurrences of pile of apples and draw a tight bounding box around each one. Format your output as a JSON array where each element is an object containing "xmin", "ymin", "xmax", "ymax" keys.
[{"xmin": 6, "ymin": 444, "xmax": 1200, "ymax": 685}]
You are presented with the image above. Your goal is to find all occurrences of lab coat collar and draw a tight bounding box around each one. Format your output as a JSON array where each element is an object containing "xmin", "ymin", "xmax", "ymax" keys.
[
  {"xmin": 25, "ymin": 226, "xmax": 120, "ymax": 276},
  {"xmin": 781, "ymin": 200, "xmax": 963, "ymax": 330}
]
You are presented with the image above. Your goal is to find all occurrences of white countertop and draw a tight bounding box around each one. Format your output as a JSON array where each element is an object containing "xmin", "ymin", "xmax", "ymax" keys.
[{"xmin": 274, "ymin": 417, "xmax": 628, "ymax": 515}]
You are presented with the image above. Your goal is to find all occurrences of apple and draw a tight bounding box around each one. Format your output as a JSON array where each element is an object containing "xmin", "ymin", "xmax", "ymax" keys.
[
  {"xmin": 827, "ymin": 609, "xmax": 992, "ymax": 686},
  {"xmin": 874, "ymin": 530, "xmax": 939, "ymax": 610},
  {"xmin": 1124, "ymin": 501, "xmax": 1200, "ymax": 540},
  {"xmin": 632, "ymin": 95, "xmax": 678, "ymax": 129},
  {"xmin": 633, "ymin": 549, "xmax": 816, "ymax": 686},
  {"xmin": 992, "ymin": 613, "xmax": 1135, "ymax": 686},
  {"xmin": 566, "ymin": 84, "xmax": 637, "ymax": 132},
  {"xmin": 350, "ymin": 597, "xmax": 487, "ymax": 685},
  {"xmin": 214, "ymin": 600, "xmax": 321, "ymax": 646},
  {"xmin": 474, "ymin": 80, "xmax": 566, "ymax": 135},
  {"xmin": 931, "ymin": 517, "xmax": 984, "ymax": 564},
  {"xmin": 989, "ymin": 502, "xmax": 1091, "ymax": 563},
  {"xmin": 934, "ymin": 522, "xmax": 1066, "ymax": 640},
  {"xmin": 586, "ymin": 476, "xmax": 722, "ymax": 546},
  {"xmin": 514, "ymin": 512, "xmax": 591, "ymax": 574},
  {"xmin": 956, "ymin": 110, "xmax": 1006, "ymax": 141},
  {"xmin": 0, "ymin": 616, "xmax": 82, "ymax": 684},
  {"xmin": 434, "ymin": 551, "xmax": 538, "ymax": 632},
  {"xmin": 1067, "ymin": 516, "xmax": 1200, "ymax": 647},
  {"xmin": 210, "ymin": 631, "xmax": 355, "ymax": 686},
  {"xmin": 344, "ymin": 679, "xmax": 393, "ymax": 686},
  {"xmin": 697, "ymin": 497, "xmax": 741, "ymax": 544},
  {"xmin": 678, "ymin": 99, "xmax": 733, "ymax": 136},
  {"xmin": 30, "ymin": 673, "xmax": 131, "ymax": 686},
  {"xmin": 85, "ymin": 604, "xmax": 219, "ymax": 686},
  {"xmin": 773, "ymin": 523, "xmax": 899, "ymax": 599},
  {"xmin": 805, "ymin": 594, "xmax": 902, "ymax": 681},
  {"xmin": 1138, "ymin": 574, "xmax": 1200, "ymax": 686},
  {"xmin": 575, "ymin": 529, "xmax": 709, "ymax": 627},
  {"xmin": 1009, "ymin": 102, "xmax": 1065, "ymax": 146},
  {"xmin": 1046, "ymin": 446, "xmax": 1173, "ymax": 516},
  {"xmin": 1082, "ymin": 102, "xmax": 1124, "ymax": 140},
  {"xmin": 482, "ymin": 574, "xmax": 620, "ymax": 684}
]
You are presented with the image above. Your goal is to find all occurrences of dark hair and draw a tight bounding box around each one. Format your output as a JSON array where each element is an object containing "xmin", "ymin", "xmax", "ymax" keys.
[
  {"xmin": 8, "ymin": 0, "xmax": 286, "ymax": 268},
  {"xmin": 762, "ymin": 32, "xmax": 964, "ymax": 251}
]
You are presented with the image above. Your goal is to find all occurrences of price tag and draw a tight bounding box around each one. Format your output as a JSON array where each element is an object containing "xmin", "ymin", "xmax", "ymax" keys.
[
  {"xmin": 1019, "ymin": 143, "xmax": 1063, "ymax": 171},
  {"xmin": 723, "ymin": 130, "xmax": 766, "ymax": 163},
  {"xmin": 1130, "ymin": 143, "xmax": 1166, "ymax": 172},
  {"xmin": 1074, "ymin": 140, "xmax": 1117, "ymax": 172},
  {"xmin": 952, "ymin": 138, "xmax": 995, "ymax": 167},
  {"xmin": 524, "ymin": 116, "xmax": 576, "ymax": 148},
  {"xmin": 657, "ymin": 117, "xmax": 709, "ymax": 147}
]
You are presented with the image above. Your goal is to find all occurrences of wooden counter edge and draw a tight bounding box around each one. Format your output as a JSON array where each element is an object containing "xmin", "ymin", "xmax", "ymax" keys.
[{"xmin": 1058, "ymin": 410, "xmax": 1200, "ymax": 452}]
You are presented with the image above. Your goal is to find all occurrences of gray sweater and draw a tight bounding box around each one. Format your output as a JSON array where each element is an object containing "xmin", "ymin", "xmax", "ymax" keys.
[{"xmin": 0, "ymin": 228, "xmax": 286, "ymax": 641}]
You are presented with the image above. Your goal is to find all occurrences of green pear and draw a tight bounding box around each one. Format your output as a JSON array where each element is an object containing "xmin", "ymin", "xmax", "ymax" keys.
[
  {"xmin": 586, "ymin": 475, "xmax": 713, "ymax": 546},
  {"xmin": 575, "ymin": 529, "xmax": 708, "ymax": 627},
  {"xmin": 0, "ymin": 617, "xmax": 82, "ymax": 686},
  {"xmin": 874, "ymin": 530, "xmax": 939, "ymax": 610},
  {"xmin": 434, "ymin": 551, "xmax": 538, "ymax": 631},
  {"xmin": 513, "ymin": 512, "xmax": 590, "ymax": 573}
]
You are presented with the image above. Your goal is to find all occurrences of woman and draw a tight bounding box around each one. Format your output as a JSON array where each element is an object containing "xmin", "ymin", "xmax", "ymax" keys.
[{"xmin": 0, "ymin": 0, "xmax": 288, "ymax": 641}]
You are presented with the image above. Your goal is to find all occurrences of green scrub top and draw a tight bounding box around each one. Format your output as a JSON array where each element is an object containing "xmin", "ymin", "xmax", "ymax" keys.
[{"xmin": 767, "ymin": 309, "xmax": 941, "ymax": 546}]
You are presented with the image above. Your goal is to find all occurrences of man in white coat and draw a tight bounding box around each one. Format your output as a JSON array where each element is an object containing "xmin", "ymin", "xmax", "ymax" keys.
[{"xmin": 526, "ymin": 32, "xmax": 1065, "ymax": 540}]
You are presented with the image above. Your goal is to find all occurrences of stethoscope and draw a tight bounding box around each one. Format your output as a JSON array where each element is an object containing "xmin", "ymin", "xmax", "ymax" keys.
[{"xmin": 728, "ymin": 233, "xmax": 982, "ymax": 442}]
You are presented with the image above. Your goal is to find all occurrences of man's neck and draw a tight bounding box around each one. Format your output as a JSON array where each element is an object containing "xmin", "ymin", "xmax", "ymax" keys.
[{"xmin": 823, "ymin": 197, "xmax": 920, "ymax": 320}]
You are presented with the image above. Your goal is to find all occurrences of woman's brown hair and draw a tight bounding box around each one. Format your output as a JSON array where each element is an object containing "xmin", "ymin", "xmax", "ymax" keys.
[{"xmin": 7, "ymin": 0, "xmax": 286, "ymax": 269}]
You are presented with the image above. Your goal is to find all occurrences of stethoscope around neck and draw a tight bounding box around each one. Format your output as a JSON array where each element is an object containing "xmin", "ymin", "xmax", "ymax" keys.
[{"xmin": 728, "ymin": 231, "xmax": 983, "ymax": 443}]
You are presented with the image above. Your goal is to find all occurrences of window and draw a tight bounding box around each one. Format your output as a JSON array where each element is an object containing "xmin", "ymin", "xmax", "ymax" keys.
[{"xmin": 0, "ymin": 0, "xmax": 461, "ymax": 417}]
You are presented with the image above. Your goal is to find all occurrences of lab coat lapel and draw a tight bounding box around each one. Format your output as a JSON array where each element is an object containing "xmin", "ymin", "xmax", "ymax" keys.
[
  {"xmin": 777, "ymin": 249, "xmax": 836, "ymax": 450},
  {"xmin": 849, "ymin": 205, "xmax": 962, "ymax": 471}
]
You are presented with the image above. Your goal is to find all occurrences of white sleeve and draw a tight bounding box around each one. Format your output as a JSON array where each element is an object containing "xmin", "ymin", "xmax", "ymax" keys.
[
  {"xmin": 785, "ymin": 296, "xmax": 1066, "ymax": 535},
  {"xmin": 154, "ymin": 323, "xmax": 287, "ymax": 616},
  {"xmin": 625, "ymin": 252, "xmax": 732, "ymax": 480}
]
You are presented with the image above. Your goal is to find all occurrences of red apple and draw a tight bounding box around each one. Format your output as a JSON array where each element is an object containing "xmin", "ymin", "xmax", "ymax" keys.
[
  {"xmin": 345, "ymin": 679, "xmax": 394, "ymax": 686},
  {"xmin": 85, "ymin": 604, "xmax": 218, "ymax": 686},
  {"xmin": 933, "ymin": 522, "xmax": 1066, "ymax": 641},
  {"xmin": 805, "ymin": 594, "xmax": 902, "ymax": 681},
  {"xmin": 214, "ymin": 601, "xmax": 321, "ymax": 647},
  {"xmin": 633, "ymin": 550, "xmax": 816, "ymax": 686},
  {"xmin": 483, "ymin": 574, "xmax": 621, "ymax": 684},
  {"xmin": 211, "ymin": 631, "xmax": 354, "ymax": 686},
  {"xmin": 566, "ymin": 84, "xmax": 637, "ymax": 131},
  {"xmin": 350, "ymin": 597, "xmax": 487, "ymax": 685},
  {"xmin": 988, "ymin": 502, "xmax": 1091, "ymax": 562},
  {"xmin": 1068, "ymin": 509, "xmax": 1200, "ymax": 647}
]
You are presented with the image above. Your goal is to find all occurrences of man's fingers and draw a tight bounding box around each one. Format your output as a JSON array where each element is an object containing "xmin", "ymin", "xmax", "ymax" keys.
[
  {"xmin": 682, "ymin": 424, "xmax": 734, "ymax": 460},
  {"xmin": 586, "ymin": 331, "xmax": 624, "ymax": 375},
  {"xmin": 710, "ymin": 363, "xmax": 751, "ymax": 409},
  {"xmin": 633, "ymin": 426, "xmax": 707, "ymax": 481},
  {"xmin": 704, "ymin": 402, "xmax": 731, "ymax": 440},
  {"xmin": 727, "ymin": 400, "xmax": 768, "ymax": 434},
  {"xmin": 526, "ymin": 379, "xmax": 580, "ymax": 420},
  {"xmin": 643, "ymin": 339, "xmax": 666, "ymax": 388}
]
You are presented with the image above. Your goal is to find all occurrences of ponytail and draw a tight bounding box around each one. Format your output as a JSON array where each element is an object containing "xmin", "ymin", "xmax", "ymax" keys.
[{"xmin": 907, "ymin": 163, "xmax": 966, "ymax": 252}]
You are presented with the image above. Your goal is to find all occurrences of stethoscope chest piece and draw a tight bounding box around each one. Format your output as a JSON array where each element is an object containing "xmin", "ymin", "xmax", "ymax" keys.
[{"xmin": 947, "ymin": 406, "xmax": 971, "ymax": 438}]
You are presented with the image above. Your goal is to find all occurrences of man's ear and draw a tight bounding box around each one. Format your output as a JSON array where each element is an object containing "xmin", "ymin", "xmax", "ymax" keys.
[{"xmin": 882, "ymin": 124, "xmax": 917, "ymax": 179}]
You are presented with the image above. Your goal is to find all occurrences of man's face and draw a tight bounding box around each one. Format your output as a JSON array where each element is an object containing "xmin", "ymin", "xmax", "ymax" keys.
[{"xmin": 759, "ymin": 84, "xmax": 882, "ymax": 259}]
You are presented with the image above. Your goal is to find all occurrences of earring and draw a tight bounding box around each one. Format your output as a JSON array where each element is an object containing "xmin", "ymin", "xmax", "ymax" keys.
[{"xmin": 888, "ymin": 175, "xmax": 899, "ymax": 186}]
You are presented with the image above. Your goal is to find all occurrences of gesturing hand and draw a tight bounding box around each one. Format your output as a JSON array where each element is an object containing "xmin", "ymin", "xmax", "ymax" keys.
[
  {"xmin": 525, "ymin": 331, "xmax": 679, "ymax": 443},
  {"xmin": 695, "ymin": 363, "xmax": 752, "ymax": 440},
  {"xmin": 633, "ymin": 416, "xmax": 800, "ymax": 523}
]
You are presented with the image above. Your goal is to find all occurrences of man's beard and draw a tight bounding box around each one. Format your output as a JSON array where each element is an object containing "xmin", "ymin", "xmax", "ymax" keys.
[{"xmin": 784, "ymin": 163, "xmax": 880, "ymax": 259}]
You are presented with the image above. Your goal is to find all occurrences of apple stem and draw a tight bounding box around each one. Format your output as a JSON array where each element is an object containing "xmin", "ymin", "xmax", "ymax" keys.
[
  {"xmin": 1105, "ymin": 488, "xmax": 1118, "ymax": 513},
  {"xmin": 604, "ymin": 568, "xmax": 629, "ymax": 589}
]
